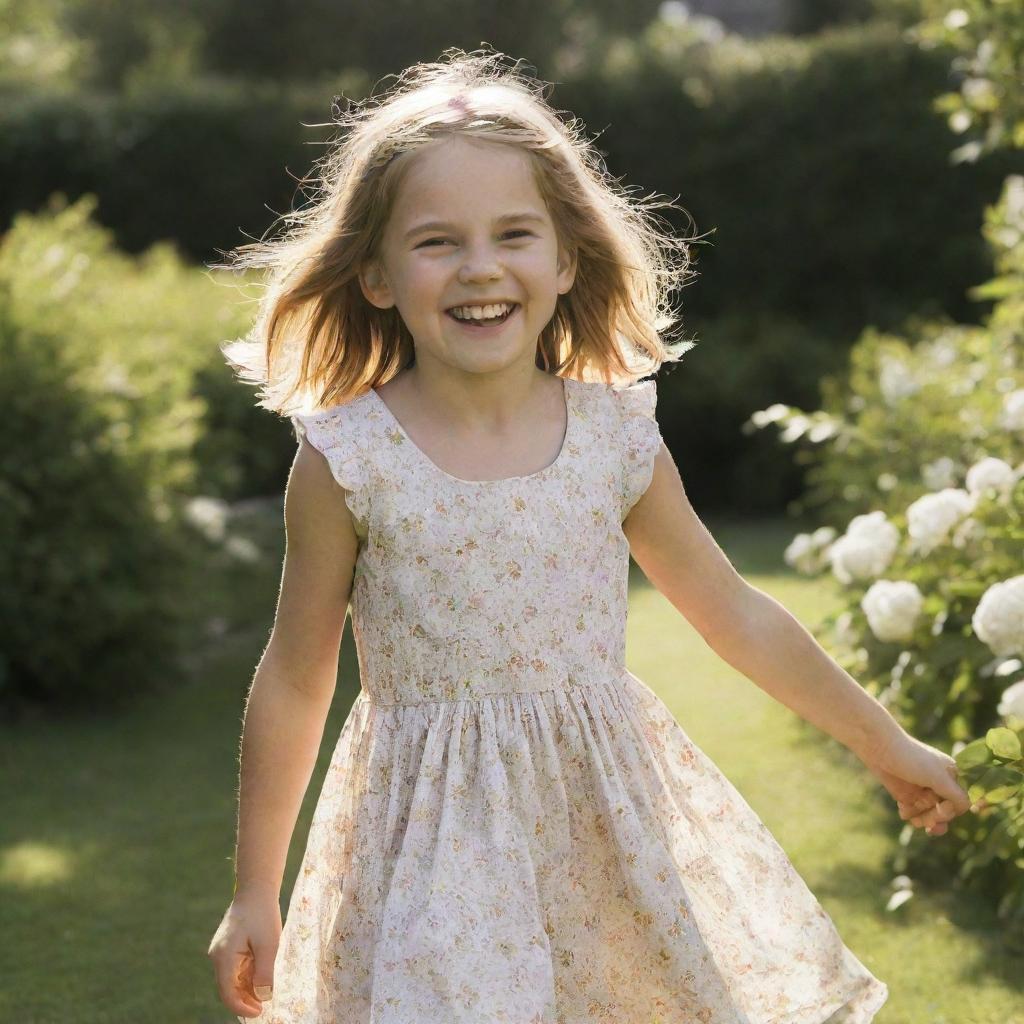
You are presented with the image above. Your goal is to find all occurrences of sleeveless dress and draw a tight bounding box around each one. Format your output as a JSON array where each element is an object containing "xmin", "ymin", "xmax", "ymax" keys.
[{"xmin": 243, "ymin": 376, "xmax": 889, "ymax": 1024}]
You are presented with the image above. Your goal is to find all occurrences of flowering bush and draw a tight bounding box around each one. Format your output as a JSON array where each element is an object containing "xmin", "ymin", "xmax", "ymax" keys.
[{"xmin": 748, "ymin": 174, "xmax": 1024, "ymax": 948}]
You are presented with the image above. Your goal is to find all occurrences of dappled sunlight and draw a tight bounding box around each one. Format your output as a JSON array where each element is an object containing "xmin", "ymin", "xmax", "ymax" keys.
[{"xmin": 0, "ymin": 840, "xmax": 77, "ymax": 888}]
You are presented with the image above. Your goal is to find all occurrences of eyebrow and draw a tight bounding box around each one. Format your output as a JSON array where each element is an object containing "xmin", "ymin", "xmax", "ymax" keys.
[{"xmin": 403, "ymin": 212, "xmax": 546, "ymax": 242}]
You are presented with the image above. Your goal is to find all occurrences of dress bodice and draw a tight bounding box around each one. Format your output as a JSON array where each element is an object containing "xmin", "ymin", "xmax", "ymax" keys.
[{"xmin": 291, "ymin": 376, "xmax": 661, "ymax": 706}]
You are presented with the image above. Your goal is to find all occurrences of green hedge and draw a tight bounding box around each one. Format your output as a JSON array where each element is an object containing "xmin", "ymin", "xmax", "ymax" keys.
[
  {"xmin": 0, "ymin": 306, "xmax": 194, "ymax": 717},
  {"xmin": 0, "ymin": 196, "xmax": 285, "ymax": 715},
  {"xmin": 1, "ymin": 22, "xmax": 1017, "ymax": 333}
]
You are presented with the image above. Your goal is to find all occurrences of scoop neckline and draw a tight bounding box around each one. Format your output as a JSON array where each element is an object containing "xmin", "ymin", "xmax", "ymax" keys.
[{"xmin": 367, "ymin": 376, "xmax": 575, "ymax": 485}]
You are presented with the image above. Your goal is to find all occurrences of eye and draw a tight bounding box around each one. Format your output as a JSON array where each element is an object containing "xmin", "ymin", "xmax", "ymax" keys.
[{"xmin": 415, "ymin": 230, "xmax": 533, "ymax": 249}]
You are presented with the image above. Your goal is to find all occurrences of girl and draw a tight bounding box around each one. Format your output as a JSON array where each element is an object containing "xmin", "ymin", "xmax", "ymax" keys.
[{"xmin": 207, "ymin": 48, "xmax": 977, "ymax": 1024}]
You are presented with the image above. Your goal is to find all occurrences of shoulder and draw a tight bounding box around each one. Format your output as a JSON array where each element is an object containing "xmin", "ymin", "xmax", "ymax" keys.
[
  {"xmin": 289, "ymin": 390, "xmax": 380, "ymax": 533},
  {"xmin": 290, "ymin": 388, "xmax": 380, "ymax": 454},
  {"xmin": 291, "ymin": 389, "xmax": 377, "ymax": 440},
  {"xmin": 572, "ymin": 377, "xmax": 658, "ymax": 426}
]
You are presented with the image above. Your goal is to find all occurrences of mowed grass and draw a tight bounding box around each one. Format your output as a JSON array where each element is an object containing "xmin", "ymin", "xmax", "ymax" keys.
[{"xmin": 1, "ymin": 505, "xmax": 1021, "ymax": 1023}]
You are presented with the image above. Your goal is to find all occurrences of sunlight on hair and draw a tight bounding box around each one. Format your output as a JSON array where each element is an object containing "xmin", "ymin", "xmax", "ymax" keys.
[{"xmin": 210, "ymin": 46, "xmax": 704, "ymax": 416}]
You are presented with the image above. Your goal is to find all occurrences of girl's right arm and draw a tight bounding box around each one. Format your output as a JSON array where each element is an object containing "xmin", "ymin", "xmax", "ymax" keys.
[{"xmin": 207, "ymin": 435, "xmax": 360, "ymax": 1018}]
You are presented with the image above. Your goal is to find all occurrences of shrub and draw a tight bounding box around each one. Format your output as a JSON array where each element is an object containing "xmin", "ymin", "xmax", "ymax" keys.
[
  {"xmin": 0, "ymin": 305, "xmax": 194, "ymax": 717},
  {"xmin": 749, "ymin": 174, "xmax": 1024, "ymax": 949}
]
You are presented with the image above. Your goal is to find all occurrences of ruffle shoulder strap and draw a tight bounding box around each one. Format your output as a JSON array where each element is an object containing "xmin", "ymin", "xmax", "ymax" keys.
[
  {"xmin": 610, "ymin": 379, "xmax": 662, "ymax": 521},
  {"xmin": 291, "ymin": 400, "xmax": 371, "ymax": 536}
]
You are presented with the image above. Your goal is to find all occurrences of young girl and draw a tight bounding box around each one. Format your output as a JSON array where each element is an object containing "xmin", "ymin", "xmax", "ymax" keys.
[{"xmin": 207, "ymin": 48, "xmax": 977, "ymax": 1024}]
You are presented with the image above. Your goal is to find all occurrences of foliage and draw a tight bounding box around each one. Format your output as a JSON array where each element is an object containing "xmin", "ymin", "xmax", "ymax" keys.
[
  {"xmin": 911, "ymin": 0, "xmax": 1024, "ymax": 157},
  {"xmin": 0, "ymin": 195, "xmax": 290, "ymax": 715},
  {"xmin": 0, "ymin": 304, "xmax": 194, "ymax": 716},
  {"xmin": 748, "ymin": 173, "xmax": 1024, "ymax": 947}
]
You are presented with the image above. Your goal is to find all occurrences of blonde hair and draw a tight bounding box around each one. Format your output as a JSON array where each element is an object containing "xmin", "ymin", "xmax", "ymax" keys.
[{"xmin": 213, "ymin": 46, "xmax": 702, "ymax": 415}]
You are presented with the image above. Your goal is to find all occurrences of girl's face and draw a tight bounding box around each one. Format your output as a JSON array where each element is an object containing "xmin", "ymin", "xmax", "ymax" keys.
[{"xmin": 359, "ymin": 135, "xmax": 576, "ymax": 378}]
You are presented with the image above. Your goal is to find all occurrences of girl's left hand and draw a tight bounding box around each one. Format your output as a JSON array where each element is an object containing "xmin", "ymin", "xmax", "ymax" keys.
[{"xmin": 856, "ymin": 729, "xmax": 984, "ymax": 836}]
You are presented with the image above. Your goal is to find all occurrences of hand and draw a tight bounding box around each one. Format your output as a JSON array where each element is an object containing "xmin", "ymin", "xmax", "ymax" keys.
[
  {"xmin": 856, "ymin": 730, "xmax": 985, "ymax": 836},
  {"xmin": 207, "ymin": 889, "xmax": 282, "ymax": 1018}
]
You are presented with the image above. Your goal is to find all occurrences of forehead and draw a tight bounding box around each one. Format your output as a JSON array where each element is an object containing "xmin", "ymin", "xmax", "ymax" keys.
[{"xmin": 390, "ymin": 136, "xmax": 547, "ymax": 223}]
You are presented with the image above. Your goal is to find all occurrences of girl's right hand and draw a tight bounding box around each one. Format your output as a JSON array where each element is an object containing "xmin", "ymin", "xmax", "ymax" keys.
[{"xmin": 207, "ymin": 890, "xmax": 283, "ymax": 1019}]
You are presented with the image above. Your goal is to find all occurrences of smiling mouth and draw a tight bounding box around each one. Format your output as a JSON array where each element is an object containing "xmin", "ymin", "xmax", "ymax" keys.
[{"xmin": 445, "ymin": 304, "xmax": 519, "ymax": 328}]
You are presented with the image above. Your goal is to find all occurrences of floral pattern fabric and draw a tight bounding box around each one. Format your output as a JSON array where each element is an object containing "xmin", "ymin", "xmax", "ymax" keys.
[{"xmin": 243, "ymin": 376, "xmax": 889, "ymax": 1024}]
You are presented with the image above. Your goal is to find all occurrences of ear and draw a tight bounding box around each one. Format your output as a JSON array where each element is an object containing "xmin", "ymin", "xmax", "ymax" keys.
[
  {"xmin": 358, "ymin": 258, "xmax": 395, "ymax": 310},
  {"xmin": 556, "ymin": 243, "xmax": 577, "ymax": 296}
]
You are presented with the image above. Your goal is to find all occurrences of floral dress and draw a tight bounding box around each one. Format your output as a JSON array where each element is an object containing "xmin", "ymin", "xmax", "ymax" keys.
[{"xmin": 243, "ymin": 375, "xmax": 889, "ymax": 1024}]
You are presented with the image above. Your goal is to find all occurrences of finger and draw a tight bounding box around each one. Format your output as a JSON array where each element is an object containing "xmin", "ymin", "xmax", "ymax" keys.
[
  {"xmin": 235, "ymin": 952, "xmax": 265, "ymax": 1017},
  {"xmin": 915, "ymin": 798, "xmax": 962, "ymax": 829},
  {"xmin": 211, "ymin": 954, "xmax": 263, "ymax": 1017},
  {"xmin": 899, "ymin": 795, "xmax": 937, "ymax": 821},
  {"xmin": 936, "ymin": 764, "xmax": 973, "ymax": 814}
]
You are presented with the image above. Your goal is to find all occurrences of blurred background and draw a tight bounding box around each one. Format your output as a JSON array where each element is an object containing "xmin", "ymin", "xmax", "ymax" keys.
[{"xmin": 2, "ymin": 1, "xmax": 1023, "ymax": 1020}]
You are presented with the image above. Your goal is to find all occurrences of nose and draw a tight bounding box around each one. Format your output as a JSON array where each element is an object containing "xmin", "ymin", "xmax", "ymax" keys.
[{"xmin": 458, "ymin": 242, "xmax": 503, "ymax": 283}]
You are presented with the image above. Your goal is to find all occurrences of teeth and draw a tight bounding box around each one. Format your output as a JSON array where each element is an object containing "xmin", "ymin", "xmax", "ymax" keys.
[{"xmin": 450, "ymin": 303, "xmax": 514, "ymax": 320}]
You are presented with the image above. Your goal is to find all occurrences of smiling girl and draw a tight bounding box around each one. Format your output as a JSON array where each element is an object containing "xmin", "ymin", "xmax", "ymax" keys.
[{"xmin": 206, "ymin": 47, "xmax": 974, "ymax": 1024}]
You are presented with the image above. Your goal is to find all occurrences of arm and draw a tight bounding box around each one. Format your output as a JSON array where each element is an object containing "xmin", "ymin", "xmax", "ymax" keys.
[
  {"xmin": 622, "ymin": 442, "xmax": 905, "ymax": 761},
  {"xmin": 623, "ymin": 443, "xmax": 974, "ymax": 836},
  {"xmin": 232, "ymin": 436, "xmax": 360, "ymax": 899}
]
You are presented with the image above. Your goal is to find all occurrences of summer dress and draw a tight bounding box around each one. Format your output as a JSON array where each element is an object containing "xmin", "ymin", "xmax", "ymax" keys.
[{"xmin": 244, "ymin": 376, "xmax": 889, "ymax": 1024}]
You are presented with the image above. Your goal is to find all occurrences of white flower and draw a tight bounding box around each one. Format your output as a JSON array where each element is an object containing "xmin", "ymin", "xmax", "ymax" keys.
[
  {"xmin": 921, "ymin": 456, "xmax": 958, "ymax": 491},
  {"xmin": 659, "ymin": 1, "xmax": 690, "ymax": 25},
  {"xmin": 828, "ymin": 511, "xmax": 900, "ymax": 584},
  {"xmin": 784, "ymin": 526, "xmax": 837, "ymax": 575},
  {"xmin": 962, "ymin": 77, "xmax": 996, "ymax": 105},
  {"xmin": 944, "ymin": 8, "xmax": 969, "ymax": 30},
  {"xmin": 925, "ymin": 337, "xmax": 958, "ymax": 366},
  {"xmin": 972, "ymin": 575, "xmax": 1024, "ymax": 657},
  {"xmin": 1004, "ymin": 175, "xmax": 1024, "ymax": 227},
  {"xmin": 906, "ymin": 488, "xmax": 976, "ymax": 554},
  {"xmin": 834, "ymin": 610, "xmax": 859, "ymax": 647},
  {"xmin": 999, "ymin": 388, "xmax": 1024, "ymax": 431},
  {"xmin": 225, "ymin": 535, "xmax": 261, "ymax": 563},
  {"xmin": 810, "ymin": 526, "xmax": 838, "ymax": 547},
  {"xmin": 997, "ymin": 679, "xmax": 1024, "ymax": 720},
  {"xmin": 184, "ymin": 496, "xmax": 230, "ymax": 542},
  {"xmin": 862, "ymin": 580, "xmax": 924, "ymax": 644},
  {"xmin": 951, "ymin": 516, "xmax": 985, "ymax": 549},
  {"xmin": 965, "ymin": 456, "xmax": 1017, "ymax": 498},
  {"xmin": 878, "ymin": 354, "xmax": 920, "ymax": 405}
]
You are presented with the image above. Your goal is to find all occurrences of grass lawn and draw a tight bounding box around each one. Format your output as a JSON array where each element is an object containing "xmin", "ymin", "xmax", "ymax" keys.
[{"xmin": 1, "ymin": 505, "xmax": 1021, "ymax": 1023}]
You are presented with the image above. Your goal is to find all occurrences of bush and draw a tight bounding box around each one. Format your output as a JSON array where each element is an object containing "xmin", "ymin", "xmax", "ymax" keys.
[
  {"xmin": 0, "ymin": 194, "xmax": 290, "ymax": 715},
  {"xmin": 0, "ymin": 306, "xmax": 194, "ymax": 717},
  {"xmin": 750, "ymin": 175, "xmax": 1024, "ymax": 949}
]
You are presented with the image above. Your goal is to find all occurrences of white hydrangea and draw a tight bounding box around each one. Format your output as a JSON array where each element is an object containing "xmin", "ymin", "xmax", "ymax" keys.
[
  {"xmin": 997, "ymin": 679, "xmax": 1024, "ymax": 721},
  {"xmin": 951, "ymin": 516, "xmax": 985, "ymax": 549},
  {"xmin": 905, "ymin": 488, "xmax": 976, "ymax": 554},
  {"xmin": 225, "ymin": 535, "xmax": 261, "ymax": 563},
  {"xmin": 878, "ymin": 353, "xmax": 920, "ymax": 405},
  {"xmin": 1001, "ymin": 389, "xmax": 1024, "ymax": 431},
  {"xmin": 965, "ymin": 456, "xmax": 1018, "ymax": 498},
  {"xmin": 972, "ymin": 575, "xmax": 1024, "ymax": 657},
  {"xmin": 861, "ymin": 580, "xmax": 925, "ymax": 643},
  {"xmin": 784, "ymin": 526, "xmax": 837, "ymax": 575},
  {"xmin": 833, "ymin": 610, "xmax": 859, "ymax": 648},
  {"xmin": 183, "ymin": 495, "xmax": 230, "ymax": 542},
  {"xmin": 828, "ymin": 511, "xmax": 901, "ymax": 584},
  {"xmin": 921, "ymin": 456, "xmax": 958, "ymax": 491}
]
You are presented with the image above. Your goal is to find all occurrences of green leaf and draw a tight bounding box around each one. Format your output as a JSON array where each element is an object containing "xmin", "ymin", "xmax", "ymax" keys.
[
  {"xmin": 983, "ymin": 785, "xmax": 1022, "ymax": 804},
  {"xmin": 956, "ymin": 737, "xmax": 995, "ymax": 770},
  {"xmin": 987, "ymin": 727, "xmax": 1023, "ymax": 761},
  {"xmin": 976, "ymin": 766, "xmax": 1023, "ymax": 795}
]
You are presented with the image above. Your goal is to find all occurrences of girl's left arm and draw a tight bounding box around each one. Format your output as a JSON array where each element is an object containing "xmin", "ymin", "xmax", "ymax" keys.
[{"xmin": 624, "ymin": 442, "xmax": 978, "ymax": 835}]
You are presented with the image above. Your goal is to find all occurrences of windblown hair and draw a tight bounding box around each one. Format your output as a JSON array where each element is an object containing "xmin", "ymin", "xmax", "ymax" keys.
[{"xmin": 213, "ymin": 46, "xmax": 703, "ymax": 416}]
